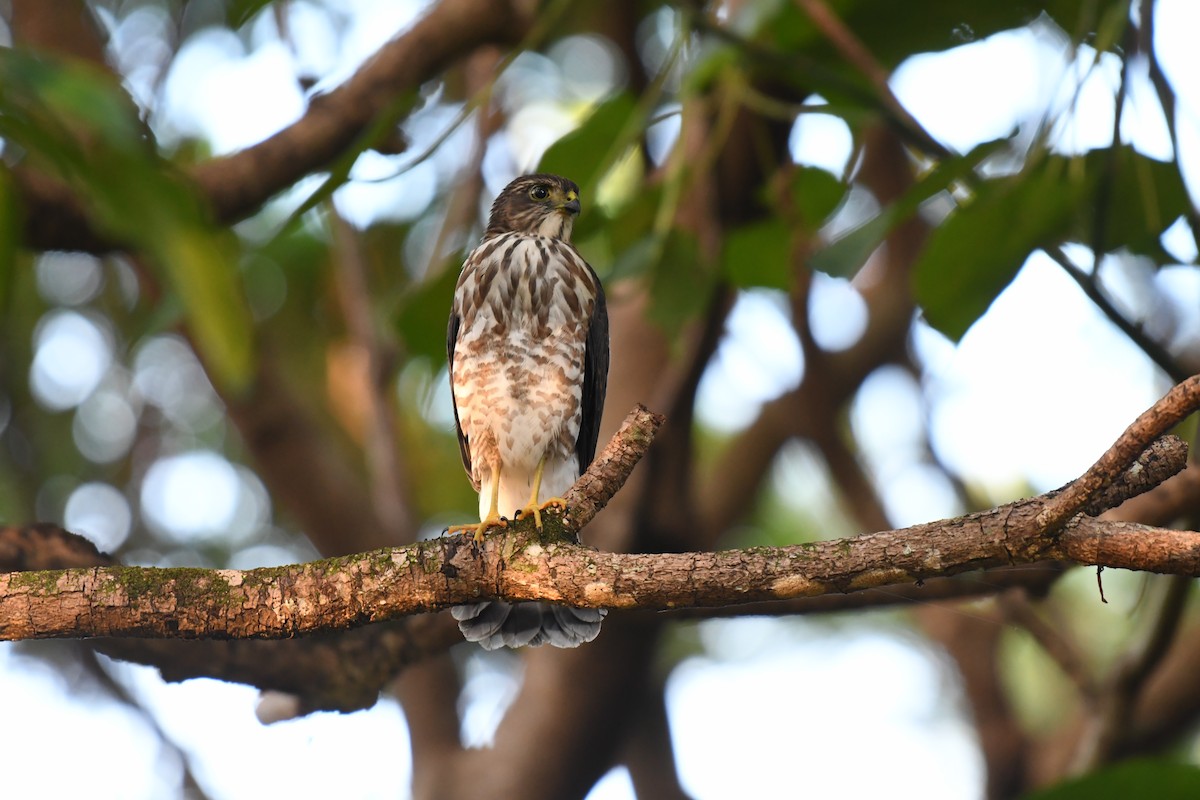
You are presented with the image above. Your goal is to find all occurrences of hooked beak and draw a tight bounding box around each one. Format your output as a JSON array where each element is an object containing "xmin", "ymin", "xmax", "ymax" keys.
[{"xmin": 562, "ymin": 192, "xmax": 580, "ymax": 215}]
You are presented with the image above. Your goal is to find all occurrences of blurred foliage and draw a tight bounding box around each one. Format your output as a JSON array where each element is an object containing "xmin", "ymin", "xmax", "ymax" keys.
[
  {"xmin": 1023, "ymin": 759, "xmax": 1200, "ymax": 799},
  {"xmin": 2, "ymin": 0, "xmax": 1200, "ymax": 795},
  {"xmin": 0, "ymin": 49, "xmax": 255, "ymax": 391},
  {"xmin": 917, "ymin": 145, "xmax": 1195, "ymax": 340}
]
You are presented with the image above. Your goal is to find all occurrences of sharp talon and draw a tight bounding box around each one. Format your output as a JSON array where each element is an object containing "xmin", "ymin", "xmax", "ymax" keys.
[
  {"xmin": 448, "ymin": 515, "xmax": 506, "ymax": 543},
  {"xmin": 516, "ymin": 497, "xmax": 567, "ymax": 532}
]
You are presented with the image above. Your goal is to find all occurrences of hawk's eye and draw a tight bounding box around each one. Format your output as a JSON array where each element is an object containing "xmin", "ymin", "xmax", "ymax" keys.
[{"xmin": 529, "ymin": 185, "xmax": 550, "ymax": 201}]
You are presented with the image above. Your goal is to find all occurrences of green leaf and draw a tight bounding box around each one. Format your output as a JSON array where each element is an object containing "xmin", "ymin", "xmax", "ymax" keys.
[
  {"xmin": 1022, "ymin": 760, "xmax": 1200, "ymax": 800},
  {"xmin": 647, "ymin": 230, "xmax": 713, "ymax": 335},
  {"xmin": 396, "ymin": 262, "xmax": 460, "ymax": 364},
  {"xmin": 0, "ymin": 167, "xmax": 16, "ymax": 313},
  {"xmin": 761, "ymin": 0, "xmax": 1102, "ymax": 68},
  {"xmin": 537, "ymin": 93, "xmax": 638, "ymax": 194},
  {"xmin": 723, "ymin": 219, "xmax": 791, "ymax": 290},
  {"xmin": 810, "ymin": 138, "xmax": 1008, "ymax": 277},
  {"xmin": 810, "ymin": 210, "xmax": 895, "ymax": 277},
  {"xmin": 914, "ymin": 157, "xmax": 1084, "ymax": 340},
  {"xmin": 228, "ymin": 0, "xmax": 277, "ymax": 27},
  {"xmin": 0, "ymin": 49, "xmax": 256, "ymax": 391},
  {"xmin": 792, "ymin": 166, "xmax": 847, "ymax": 231},
  {"xmin": 1076, "ymin": 145, "xmax": 1193, "ymax": 261}
]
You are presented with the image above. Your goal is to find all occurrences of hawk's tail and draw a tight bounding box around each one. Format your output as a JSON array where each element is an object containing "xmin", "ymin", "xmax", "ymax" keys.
[{"xmin": 451, "ymin": 601, "xmax": 606, "ymax": 650}]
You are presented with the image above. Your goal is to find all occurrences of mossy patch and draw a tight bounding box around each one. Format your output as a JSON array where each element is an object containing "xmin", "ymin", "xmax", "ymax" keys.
[
  {"xmin": 101, "ymin": 566, "xmax": 235, "ymax": 607},
  {"xmin": 8, "ymin": 569, "xmax": 65, "ymax": 593}
]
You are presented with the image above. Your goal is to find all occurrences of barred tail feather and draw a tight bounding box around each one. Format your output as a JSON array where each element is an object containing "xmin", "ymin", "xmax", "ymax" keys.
[{"xmin": 451, "ymin": 601, "xmax": 607, "ymax": 650}]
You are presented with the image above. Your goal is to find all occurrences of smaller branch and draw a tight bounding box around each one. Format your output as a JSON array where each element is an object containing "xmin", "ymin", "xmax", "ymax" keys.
[
  {"xmin": 1046, "ymin": 246, "xmax": 1185, "ymax": 382},
  {"xmin": 1069, "ymin": 574, "xmax": 1193, "ymax": 773},
  {"xmin": 563, "ymin": 405, "xmax": 666, "ymax": 533},
  {"xmin": 1105, "ymin": 468, "xmax": 1200, "ymax": 526},
  {"xmin": 96, "ymin": 615, "xmax": 462, "ymax": 714},
  {"xmin": 998, "ymin": 592, "xmax": 1097, "ymax": 701},
  {"xmin": 793, "ymin": 0, "xmax": 949, "ymax": 160},
  {"xmin": 1083, "ymin": 434, "xmax": 1192, "ymax": 516},
  {"xmin": 1035, "ymin": 375, "xmax": 1200, "ymax": 532},
  {"xmin": 330, "ymin": 210, "xmax": 416, "ymax": 541}
]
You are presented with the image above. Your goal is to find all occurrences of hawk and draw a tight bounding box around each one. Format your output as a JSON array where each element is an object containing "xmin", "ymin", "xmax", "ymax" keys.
[{"xmin": 446, "ymin": 174, "xmax": 609, "ymax": 649}]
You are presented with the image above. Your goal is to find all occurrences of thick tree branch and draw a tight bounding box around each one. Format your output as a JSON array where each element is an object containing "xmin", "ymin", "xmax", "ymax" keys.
[
  {"xmin": 0, "ymin": 422, "xmax": 1191, "ymax": 641},
  {"xmin": 96, "ymin": 616, "xmax": 462, "ymax": 714}
]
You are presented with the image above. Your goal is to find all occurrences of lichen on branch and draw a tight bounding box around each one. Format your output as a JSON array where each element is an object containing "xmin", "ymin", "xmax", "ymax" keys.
[{"xmin": 1, "ymin": 390, "xmax": 1198, "ymax": 643}]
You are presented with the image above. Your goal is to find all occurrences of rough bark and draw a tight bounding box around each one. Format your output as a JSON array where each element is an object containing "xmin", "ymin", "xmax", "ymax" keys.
[{"xmin": 0, "ymin": 430, "xmax": 1191, "ymax": 642}]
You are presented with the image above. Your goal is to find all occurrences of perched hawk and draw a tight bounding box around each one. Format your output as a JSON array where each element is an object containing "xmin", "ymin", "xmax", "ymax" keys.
[{"xmin": 446, "ymin": 174, "xmax": 609, "ymax": 649}]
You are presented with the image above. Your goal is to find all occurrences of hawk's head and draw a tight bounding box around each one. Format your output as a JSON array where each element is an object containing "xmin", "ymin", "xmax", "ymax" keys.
[{"xmin": 485, "ymin": 174, "xmax": 581, "ymax": 241}]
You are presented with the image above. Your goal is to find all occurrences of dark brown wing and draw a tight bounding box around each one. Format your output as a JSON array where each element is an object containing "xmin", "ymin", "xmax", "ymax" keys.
[
  {"xmin": 446, "ymin": 310, "xmax": 475, "ymax": 485},
  {"xmin": 576, "ymin": 267, "xmax": 609, "ymax": 472}
]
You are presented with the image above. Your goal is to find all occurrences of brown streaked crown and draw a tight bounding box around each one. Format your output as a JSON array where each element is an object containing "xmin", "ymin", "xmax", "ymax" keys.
[{"xmin": 485, "ymin": 174, "xmax": 581, "ymax": 239}]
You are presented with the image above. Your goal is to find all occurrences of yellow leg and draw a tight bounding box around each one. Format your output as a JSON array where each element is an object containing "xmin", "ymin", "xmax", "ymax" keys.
[
  {"xmin": 517, "ymin": 455, "xmax": 568, "ymax": 531},
  {"xmin": 447, "ymin": 463, "xmax": 507, "ymax": 542}
]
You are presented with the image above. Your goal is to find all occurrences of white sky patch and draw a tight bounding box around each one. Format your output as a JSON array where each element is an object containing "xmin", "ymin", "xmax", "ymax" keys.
[
  {"xmin": 65, "ymin": 482, "xmax": 133, "ymax": 552},
  {"xmin": 587, "ymin": 768, "xmax": 637, "ymax": 800},
  {"xmin": 161, "ymin": 31, "xmax": 305, "ymax": 153},
  {"xmin": 808, "ymin": 273, "xmax": 869, "ymax": 351},
  {"xmin": 0, "ymin": 645, "xmax": 176, "ymax": 800},
  {"xmin": 893, "ymin": 28, "xmax": 1055, "ymax": 153},
  {"xmin": 30, "ymin": 311, "xmax": 113, "ymax": 411},
  {"xmin": 696, "ymin": 290, "xmax": 804, "ymax": 432},
  {"xmin": 790, "ymin": 99, "xmax": 854, "ymax": 175},
  {"xmin": 113, "ymin": 661, "xmax": 413, "ymax": 800},
  {"xmin": 140, "ymin": 451, "xmax": 242, "ymax": 542},
  {"xmin": 668, "ymin": 629, "xmax": 982, "ymax": 800},
  {"xmin": 919, "ymin": 253, "xmax": 1167, "ymax": 491}
]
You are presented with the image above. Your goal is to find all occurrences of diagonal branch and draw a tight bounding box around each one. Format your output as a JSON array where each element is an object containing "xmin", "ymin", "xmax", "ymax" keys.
[{"xmin": 1035, "ymin": 374, "xmax": 1200, "ymax": 532}]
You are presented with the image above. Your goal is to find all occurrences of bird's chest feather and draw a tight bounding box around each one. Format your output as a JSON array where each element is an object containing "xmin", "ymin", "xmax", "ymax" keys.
[{"xmin": 452, "ymin": 235, "xmax": 594, "ymax": 468}]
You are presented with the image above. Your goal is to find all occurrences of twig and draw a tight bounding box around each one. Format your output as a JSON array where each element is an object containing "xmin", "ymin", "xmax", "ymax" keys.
[
  {"xmin": 793, "ymin": 0, "xmax": 950, "ymax": 160},
  {"xmin": 1088, "ymin": 23, "xmax": 1133, "ymax": 263},
  {"xmin": 1069, "ymin": 574, "xmax": 1193, "ymax": 772},
  {"xmin": 563, "ymin": 405, "xmax": 666, "ymax": 532},
  {"xmin": 998, "ymin": 593, "xmax": 1098, "ymax": 701},
  {"xmin": 330, "ymin": 210, "xmax": 416, "ymax": 540},
  {"xmin": 1034, "ymin": 374, "xmax": 1200, "ymax": 533},
  {"xmin": 1138, "ymin": 0, "xmax": 1200, "ymax": 255},
  {"xmin": 1046, "ymin": 246, "xmax": 1186, "ymax": 382}
]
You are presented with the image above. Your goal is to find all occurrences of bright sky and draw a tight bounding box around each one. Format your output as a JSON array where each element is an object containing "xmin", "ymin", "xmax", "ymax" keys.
[{"xmin": 4, "ymin": 1, "xmax": 1200, "ymax": 798}]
